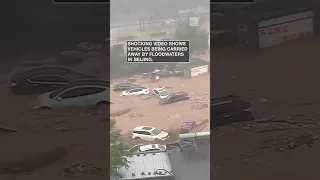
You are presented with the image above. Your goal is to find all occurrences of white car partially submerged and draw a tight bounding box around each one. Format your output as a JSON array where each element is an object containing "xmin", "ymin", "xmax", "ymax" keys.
[
  {"xmin": 132, "ymin": 126, "xmax": 169, "ymax": 141},
  {"xmin": 162, "ymin": 19, "xmax": 175, "ymax": 25},
  {"xmin": 139, "ymin": 144, "xmax": 167, "ymax": 152},
  {"xmin": 121, "ymin": 87, "xmax": 149, "ymax": 96},
  {"xmin": 152, "ymin": 87, "xmax": 170, "ymax": 99},
  {"xmin": 33, "ymin": 79, "xmax": 110, "ymax": 109},
  {"xmin": 128, "ymin": 144, "xmax": 167, "ymax": 153}
]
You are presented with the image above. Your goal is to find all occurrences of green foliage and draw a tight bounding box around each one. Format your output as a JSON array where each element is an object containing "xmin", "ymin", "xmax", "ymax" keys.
[
  {"xmin": 175, "ymin": 22, "xmax": 208, "ymax": 53},
  {"xmin": 110, "ymin": 120, "xmax": 132, "ymax": 178}
]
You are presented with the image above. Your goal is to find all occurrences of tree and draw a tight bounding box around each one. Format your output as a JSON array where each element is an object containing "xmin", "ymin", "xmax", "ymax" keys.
[
  {"xmin": 175, "ymin": 16, "xmax": 209, "ymax": 53},
  {"xmin": 110, "ymin": 120, "xmax": 132, "ymax": 178}
]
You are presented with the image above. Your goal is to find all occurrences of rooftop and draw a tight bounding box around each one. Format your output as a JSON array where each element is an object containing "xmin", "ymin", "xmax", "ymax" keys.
[
  {"xmin": 235, "ymin": 1, "xmax": 312, "ymax": 22},
  {"xmin": 168, "ymin": 145, "xmax": 210, "ymax": 180},
  {"xmin": 168, "ymin": 132, "xmax": 210, "ymax": 180},
  {"xmin": 118, "ymin": 152, "xmax": 173, "ymax": 180},
  {"xmin": 211, "ymin": 1, "xmax": 312, "ymax": 23},
  {"xmin": 117, "ymin": 132, "xmax": 210, "ymax": 180}
]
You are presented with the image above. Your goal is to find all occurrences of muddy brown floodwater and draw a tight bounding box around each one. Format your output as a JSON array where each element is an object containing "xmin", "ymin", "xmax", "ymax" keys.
[
  {"xmin": 111, "ymin": 75, "xmax": 210, "ymax": 144},
  {"xmin": 0, "ymin": 59, "xmax": 109, "ymax": 180},
  {"xmin": 211, "ymin": 38, "xmax": 320, "ymax": 179}
]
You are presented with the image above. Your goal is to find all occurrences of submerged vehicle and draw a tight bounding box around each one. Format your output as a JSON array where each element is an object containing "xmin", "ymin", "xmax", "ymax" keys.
[
  {"xmin": 180, "ymin": 120, "xmax": 197, "ymax": 134},
  {"xmin": 112, "ymin": 83, "xmax": 141, "ymax": 92},
  {"xmin": 10, "ymin": 67, "xmax": 97, "ymax": 94},
  {"xmin": 211, "ymin": 95, "xmax": 254, "ymax": 127},
  {"xmin": 159, "ymin": 92, "xmax": 189, "ymax": 105}
]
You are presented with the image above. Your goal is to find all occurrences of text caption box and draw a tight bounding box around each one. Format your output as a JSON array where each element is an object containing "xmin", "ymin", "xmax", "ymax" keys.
[{"xmin": 126, "ymin": 40, "xmax": 190, "ymax": 63}]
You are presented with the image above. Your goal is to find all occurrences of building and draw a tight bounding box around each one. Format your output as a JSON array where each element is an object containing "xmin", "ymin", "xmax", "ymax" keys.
[
  {"xmin": 235, "ymin": 6, "xmax": 314, "ymax": 49},
  {"xmin": 169, "ymin": 132, "xmax": 210, "ymax": 180},
  {"xmin": 115, "ymin": 132, "xmax": 210, "ymax": 180},
  {"xmin": 168, "ymin": 147, "xmax": 210, "ymax": 180},
  {"xmin": 117, "ymin": 152, "xmax": 174, "ymax": 180},
  {"xmin": 211, "ymin": 2, "xmax": 315, "ymax": 49}
]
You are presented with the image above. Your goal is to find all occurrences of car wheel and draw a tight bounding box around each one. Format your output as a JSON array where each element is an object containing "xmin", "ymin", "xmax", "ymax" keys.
[
  {"xmin": 96, "ymin": 101, "xmax": 109, "ymax": 108},
  {"xmin": 133, "ymin": 136, "xmax": 141, "ymax": 140}
]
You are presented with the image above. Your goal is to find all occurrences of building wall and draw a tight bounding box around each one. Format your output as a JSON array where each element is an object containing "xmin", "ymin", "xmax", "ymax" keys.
[{"xmin": 257, "ymin": 11, "xmax": 314, "ymax": 48}]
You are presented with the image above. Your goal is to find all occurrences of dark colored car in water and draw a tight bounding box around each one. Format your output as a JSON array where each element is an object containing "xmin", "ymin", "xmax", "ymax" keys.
[
  {"xmin": 10, "ymin": 67, "xmax": 97, "ymax": 95},
  {"xmin": 211, "ymin": 95, "xmax": 254, "ymax": 127},
  {"xmin": 159, "ymin": 92, "xmax": 189, "ymax": 105},
  {"xmin": 180, "ymin": 120, "xmax": 197, "ymax": 134},
  {"xmin": 112, "ymin": 83, "xmax": 141, "ymax": 92}
]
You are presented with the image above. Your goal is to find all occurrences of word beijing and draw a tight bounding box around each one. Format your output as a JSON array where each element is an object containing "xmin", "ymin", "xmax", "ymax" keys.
[{"xmin": 126, "ymin": 40, "xmax": 190, "ymax": 63}]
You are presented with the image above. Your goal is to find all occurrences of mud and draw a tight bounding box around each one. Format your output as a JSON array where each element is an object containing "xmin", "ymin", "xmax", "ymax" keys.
[{"xmin": 211, "ymin": 37, "xmax": 320, "ymax": 179}]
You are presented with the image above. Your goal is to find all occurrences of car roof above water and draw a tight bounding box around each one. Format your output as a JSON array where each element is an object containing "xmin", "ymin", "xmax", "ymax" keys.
[
  {"xmin": 15, "ymin": 67, "xmax": 94, "ymax": 80},
  {"xmin": 211, "ymin": 95, "xmax": 239, "ymax": 103},
  {"xmin": 140, "ymin": 144, "xmax": 160, "ymax": 151},
  {"xmin": 128, "ymin": 87, "xmax": 147, "ymax": 90},
  {"xmin": 114, "ymin": 82, "xmax": 137, "ymax": 86},
  {"xmin": 134, "ymin": 126, "xmax": 154, "ymax": 131},
  {"xmin": 49, "ymin": 79, "xmax": 109, "ymax": 98},
  {"xmin": 171, "ymin": 92, "xmax": 187, "ymax": 96},
  {"xmin": 182, "ymin": 121, "xmax": 196, "ymax": 126},
  {"xmin": 70, "ymin": 79, "xmax": 109, "ymax": 87},
  {"xmin": 153, "ymin": 87, "xmax": 166, "ymax": 91}
]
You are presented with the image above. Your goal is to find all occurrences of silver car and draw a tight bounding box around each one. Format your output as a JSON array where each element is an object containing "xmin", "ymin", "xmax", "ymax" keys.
[
  {"xmin": 33, "ymin": 79, "xmax": 110, "ymax": 109},
  {"xmin": 152, "ymin": 87, "xmax": 170, "ymax": 99}
]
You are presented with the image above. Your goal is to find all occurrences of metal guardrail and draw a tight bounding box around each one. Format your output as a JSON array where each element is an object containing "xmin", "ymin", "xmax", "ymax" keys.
[
  {"xmin": 130, "ymin": 143, "xmax": 181, "ymax": 155},
  {"xmin": 128, "ymin": 132, "xmax": 210, "ymax": 155}
]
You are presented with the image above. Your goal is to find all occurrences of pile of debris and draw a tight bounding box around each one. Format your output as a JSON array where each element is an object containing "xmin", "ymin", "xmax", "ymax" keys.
[
  {"xmin": 242, "ymin": 115, "xmax": 320, "ymax": 152},
  {"xmin": 189, "ymin": 97, "xmax": 210, "ymax": 110},
  {"xmin": 191, "ymin": 103, "xmax": 209, "ymax": 110},
  {"xmin": 243, "ymin": 116, "xmax": 320, "ymax": 133},
  {"xmin": 64, "ymin": 162, "xmax": 104, "ymax": 177},
  {"xmin": 260, "ymin": 132, "xmax": 319, "ymax": 152}
]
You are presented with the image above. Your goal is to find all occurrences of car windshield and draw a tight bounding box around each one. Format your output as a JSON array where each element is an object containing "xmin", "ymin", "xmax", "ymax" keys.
[
  {"xmin": 165, "ymin": 94, "xmax": 172, "ymax": 100},
  {"xmin": 49, "ymin": 89, "xmax": 62, "ymax": 98},
  {"xmin": 123, "ymin": 83, "xmax": 137, "ymax": 87},
  {"xmin": 183, "ymin": 122, "xmax": 193, "ymax": 126},
  {"xmin": 158, "ymin": 145, "xmax": 166, "ymax": 150},
  {"xmin": 127, "ymin": 88, "xmax": 140, "ymax": 93},
  {"xmin": 151, "ymin": 128, "xmax": 161, "ymax": 135},
  {"xmin": 159, "ymin": 90, "xmax": 169, "ymax": 96}
]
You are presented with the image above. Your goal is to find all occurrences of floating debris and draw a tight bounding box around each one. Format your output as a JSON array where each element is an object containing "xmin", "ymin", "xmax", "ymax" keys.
[{"xmin": 64, "ymin": 162, "xmax": 104, "ymax": 177}]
